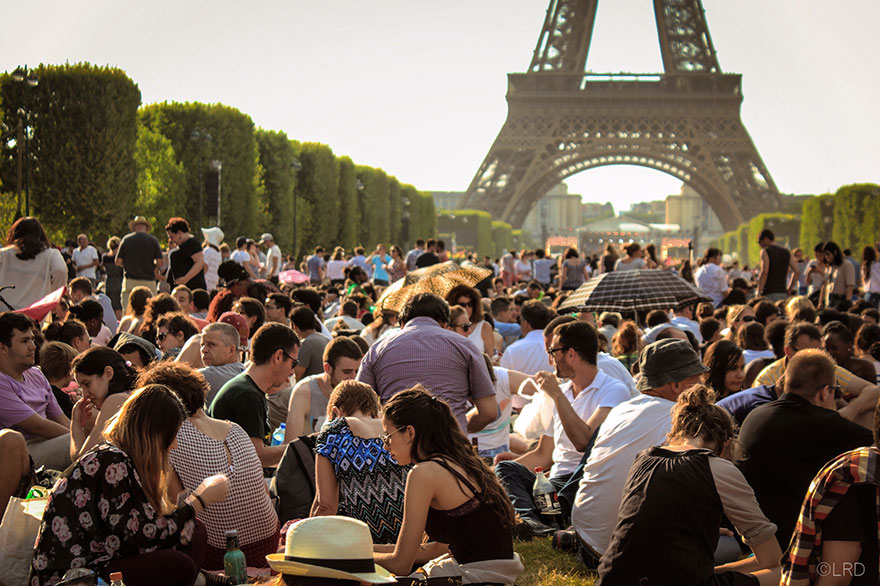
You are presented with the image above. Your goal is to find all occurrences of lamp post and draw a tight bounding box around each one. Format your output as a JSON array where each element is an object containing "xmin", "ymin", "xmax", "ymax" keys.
[
  {"xmin": 11, "ymin": 66, "xmax": 38, "ymax": 216},
  {"xmin": 401, "ymin": 196, "xmax": 411, "ymax": 247},
  {"xmin": 291, "ymin": 158, "xmax": 303, "ymax": 260},
  {"xmin": 190, "ymin": 129, "xmax": 213, "ymax": 229}
]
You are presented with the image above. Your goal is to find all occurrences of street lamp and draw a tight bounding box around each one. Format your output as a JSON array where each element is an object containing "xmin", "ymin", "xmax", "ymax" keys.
[
  {"xmin": 11, "ymin": 65, "xmax": 38, "ymax": 216},
  {"xmin": 190, "ymin": 129, "xmax": 213, "ymax": 228},
  {"xmin": 291, "ymin": 158, "xmax": 303, "ymax": 260}
]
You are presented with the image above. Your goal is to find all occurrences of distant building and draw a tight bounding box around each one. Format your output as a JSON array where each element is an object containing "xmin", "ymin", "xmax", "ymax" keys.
[
  {"xmin": 431, "ymin": 191, "xmax": 464, "ymax": 211},
  {"xmin": 665, "ymin": 185, "xmax": 723, "ymax": 252},
  {"xmin": 522, "ymin": 184, "xmax": 583, "ymax": 243}
]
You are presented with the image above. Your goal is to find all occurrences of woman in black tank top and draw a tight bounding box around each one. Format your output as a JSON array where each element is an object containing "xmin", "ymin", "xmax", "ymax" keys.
[{"xmin": 373, "ymin": 386, "xmax": 522, "ymax": 584}]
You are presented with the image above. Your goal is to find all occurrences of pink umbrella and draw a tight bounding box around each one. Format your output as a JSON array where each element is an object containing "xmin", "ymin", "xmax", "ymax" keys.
[
  {"xmin": 15, "ymin": 286, "xmax": 66, "ymax": 323},
  {"xmin": 278, "ymin": 270, "xmax": 310, "ymax": 285}
]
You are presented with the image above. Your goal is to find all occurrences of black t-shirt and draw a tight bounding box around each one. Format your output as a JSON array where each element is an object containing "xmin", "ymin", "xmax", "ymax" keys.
[
  {"xmin": 207, "ymin": 372, "xmax": 270, "ymax": 445},
  {"xmin": 116, "ymin": 232, "xmax": 162, "ymax": 280},
  {"xmin": 415, "ymin": 251, "xmax": 439, "ymax": 268},
  {"xmin": 737, "ymin": 393, "xmax": 874, "ymax": 548},
  {"xmin": 821, "ymin": 483, "xmax": 879, "ymax": 586},
  {"xmin": 169, "ymin": 236, "xmax": 207, "ymax": 290}
]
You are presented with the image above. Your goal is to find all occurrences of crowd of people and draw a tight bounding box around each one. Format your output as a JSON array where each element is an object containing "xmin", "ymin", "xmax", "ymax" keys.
[{"xmin": 2, "ymin": 212, "xmax": 880, "ymax": 586}]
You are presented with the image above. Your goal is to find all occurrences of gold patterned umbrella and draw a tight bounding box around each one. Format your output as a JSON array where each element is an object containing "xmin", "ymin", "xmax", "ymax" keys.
[{"xmin": 375, "ymin": 261, "xmax": 492, "ymax": 313}]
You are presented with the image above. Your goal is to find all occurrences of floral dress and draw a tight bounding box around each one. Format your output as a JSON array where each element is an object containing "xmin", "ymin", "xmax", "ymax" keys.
[
  {"xmin": 315, "ymin": 417, "xmax": 408, "ymax": 544},
  {"xmin": 29, "ymin": 442, "xmax": 197, "ymax": 586}
]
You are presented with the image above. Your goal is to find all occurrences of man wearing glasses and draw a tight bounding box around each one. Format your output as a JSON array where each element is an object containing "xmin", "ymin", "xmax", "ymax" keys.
[
  {"xmin": 208, "ymin": 322, "xmax": 300, "ymax": 468},
  {"xmin": 737, "ymin": 349, "xmax": 874, "ymax": 549},
  {"xmin": 495, "ymin": 321, "xmax": 630, "ymax": 537}
]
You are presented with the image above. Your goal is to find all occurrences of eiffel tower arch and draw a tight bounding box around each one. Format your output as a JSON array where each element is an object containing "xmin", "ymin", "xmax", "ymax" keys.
[{"xmin": 459, "ymin": 0, "xmax": 783, "ymax": 232}]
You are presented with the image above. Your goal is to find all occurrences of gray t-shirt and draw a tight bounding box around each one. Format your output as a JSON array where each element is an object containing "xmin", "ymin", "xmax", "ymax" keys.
[
  {"xmin": 201, "ymin": 361, "xmax": 246, "ymax": 407},
  {"xmin": 298, "ymin": 332, "xmax": 330, "ymax": 377}
]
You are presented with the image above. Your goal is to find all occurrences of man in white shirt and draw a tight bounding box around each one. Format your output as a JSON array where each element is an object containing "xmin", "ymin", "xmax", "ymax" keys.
[
  {"xmin": 260, "ymin": 233, "xmax": 282, "ymax": 280},
  {"xmin": 500, "ymin": 300, "xmax": 554, "ymax": 374},
  {"xmin": 495, "ymin": 321, "xmax": 631, "ymax": 536},
  {"xmin": 669, "ymin": 304, "xmax": 703, "ymax": 343},
  {"xmin": 569, "ymin": 339, "xmax": 709, "ymax": 567},
  {"xmin": 71, "ymin": 233, "xmax": 100, "ymax": 287}
]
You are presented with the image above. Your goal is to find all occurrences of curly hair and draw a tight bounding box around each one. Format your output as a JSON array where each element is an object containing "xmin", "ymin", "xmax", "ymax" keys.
[{"xmin": 667, "ymin": 384, "xmax": 738, "ymax": 458}]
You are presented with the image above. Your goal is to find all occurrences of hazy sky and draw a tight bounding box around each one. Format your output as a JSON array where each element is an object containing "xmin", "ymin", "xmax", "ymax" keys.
[{"xmin": 3, "ymin": 0, "xmax": 878, "ymax": 215}]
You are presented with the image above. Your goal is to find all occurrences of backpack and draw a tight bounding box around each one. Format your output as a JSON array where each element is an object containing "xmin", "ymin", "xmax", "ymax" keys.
[{"xmin": 270, "ymin": 434, "xmax": 317, "ymax": 526}]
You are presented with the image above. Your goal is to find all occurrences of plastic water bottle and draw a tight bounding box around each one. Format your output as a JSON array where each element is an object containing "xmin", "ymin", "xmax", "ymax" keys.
[
  {"xmin": 108, "ymin": 572, "xmax": 125, "ymax": 586},
  {"xmin": 223, "ymin": 529, "xmax": 248, "ymax": 585},
  {"xmin": 271, "ymin": 423, "xmax": 286, "ymax": 445},
  {"xmin": 532, "ymin": 467, "xmax": 561, "ymax": 516}
]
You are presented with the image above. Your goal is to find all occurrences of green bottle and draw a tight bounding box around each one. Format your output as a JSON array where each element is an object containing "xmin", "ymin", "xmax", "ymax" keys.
[{"xmin": 223, "ymin": 529, "xmax": 248, "ymax": 585}]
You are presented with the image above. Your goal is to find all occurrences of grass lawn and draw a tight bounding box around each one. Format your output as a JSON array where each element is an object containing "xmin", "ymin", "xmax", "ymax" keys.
[{"xmin": 514, "ymin": 538, "xmax": 597, "ymax": 586}]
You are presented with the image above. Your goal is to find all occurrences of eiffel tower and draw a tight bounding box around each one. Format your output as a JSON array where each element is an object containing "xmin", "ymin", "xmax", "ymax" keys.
[{"xmin": 459, "ymin": 0, "xmax": 782, "ymax": 232}]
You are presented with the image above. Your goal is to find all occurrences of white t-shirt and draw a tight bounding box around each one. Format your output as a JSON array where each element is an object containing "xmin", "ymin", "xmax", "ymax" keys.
[
  {"xmin": 695, "ymin": 262, "xmax": 728, "ymax": 306},
  {"xmin": 265, "ymin": 244, "xmax": 282, "ymax": 277},
  {"xmin": 571, "ymin": 393, "xmax": 675, "ymax": 554},
  {"xmin": 230, "ymin": 249, "xmax": 250, "ymax": 266},
  {"xmin": 742, "ymin": 349, "xmax": 776, "ymax": 365},
  {"xmin": 468, "ymin": 367, "xmax": 513, "ymax": 452},
  {"xmin": 72, "ymin": 245, "xmax": 99, "ymax": 279},
  {"xmin": 500, "ymin": 330, "xmax": 551, "ymax": 375},
  {"xmin": 326, "ymin": 260, "xmax": 348, "ymax": 281},
  {"xmin": 597, "ymin": 352, "xmax": 638, "ymax": 398},
  {"xmin": 548, "ymin": 371, "xmax": 632, "ymax": 478}
]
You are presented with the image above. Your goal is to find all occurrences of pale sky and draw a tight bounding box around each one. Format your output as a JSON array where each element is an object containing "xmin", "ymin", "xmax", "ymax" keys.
[{"xmin": 3, "ymin": 0, "xmax": 878, "ymax": 216}]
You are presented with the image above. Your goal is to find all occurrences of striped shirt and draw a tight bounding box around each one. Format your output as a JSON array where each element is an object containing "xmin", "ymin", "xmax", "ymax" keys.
[{"xmin": 356, "ymin": 316, "xmax": 496, "ymax": 431}]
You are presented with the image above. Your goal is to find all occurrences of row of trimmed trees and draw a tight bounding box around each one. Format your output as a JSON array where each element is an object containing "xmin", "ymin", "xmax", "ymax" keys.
[
  {"xmin": 715, "ymin": 183, "xmax": 879, "ymax": 266},
  {"xmin": 0, "ymin": 63, "xmax": 436, "ymax": 258}
]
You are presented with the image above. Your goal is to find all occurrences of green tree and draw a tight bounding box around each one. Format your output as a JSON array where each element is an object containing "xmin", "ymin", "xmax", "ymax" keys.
[
  {"xmin": 335, "ymin": 156, "xmax": 358, "ymax": 250},
  {"xmin": 799, "ymin": 194, "xmax": 834, "ymax": 252},
  {"xmin": 139, "ymin": 101, "xmax": 260, "ymax": 240},
  {"xmin": 255, "ymin": 129, "xmax": 296, "ymax": 254},
  {"xmin": 297, "ymin": 142, "xmax": 340, "ymax": 251},
  {"xmin": 134, "ymin": 124, "xmax": 187, "ymax": 237},
  {"xmin": 0, "ymin": 63, "xmax": 140, "ymax": 241},
  {"xmin": 492, "ymin": 221, "xmax": 513, "ymax": 259},
  {"xmin": 833, "ymin": 184, "xmax": 880, "ymax": 252}
]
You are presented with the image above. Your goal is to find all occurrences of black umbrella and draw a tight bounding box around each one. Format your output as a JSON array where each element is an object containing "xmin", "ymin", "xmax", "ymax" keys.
[{"xmin": 558, "ymin": 269, "xmax": 711, "ymax": 313}]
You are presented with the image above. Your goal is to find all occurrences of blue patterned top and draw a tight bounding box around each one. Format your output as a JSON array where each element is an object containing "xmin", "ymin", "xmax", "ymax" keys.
[{"xmin": 315, "ymin": 417, "xmax": 408, "ymax": 544}]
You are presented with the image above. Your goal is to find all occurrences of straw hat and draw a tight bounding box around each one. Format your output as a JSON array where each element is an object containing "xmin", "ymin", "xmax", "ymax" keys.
[
  {"xmin": 266, "ymin": 517, "xmax": 395, "ymax": 583},
  {"xmin": 129, "ymin": 215, "xmax": 152, "ymax": 231},
  {"xmin": 201, "ymin": 226, "xmax": 225, "ymax": 247}
]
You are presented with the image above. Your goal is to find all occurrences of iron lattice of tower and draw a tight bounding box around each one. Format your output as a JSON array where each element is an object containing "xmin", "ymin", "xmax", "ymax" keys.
[{"xmin": 458, "ymin": 0, "xmax": 782, "ymax": 231}]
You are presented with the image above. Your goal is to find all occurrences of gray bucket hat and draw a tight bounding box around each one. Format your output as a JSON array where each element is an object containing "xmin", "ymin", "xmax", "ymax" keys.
[{"xmin": 636, "ymin": 338, "xmax": 708, "ymax": 392}]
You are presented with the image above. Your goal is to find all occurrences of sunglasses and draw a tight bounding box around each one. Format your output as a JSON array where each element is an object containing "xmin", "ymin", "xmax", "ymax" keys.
[
  {"xmin": 454, "ymin": 321, "xmax": 472, "ymax": 332},
  {"xmin": 157, "ymin": 332, "xmax": 172, "ymax": 341},
  {"xmin": 380, "ymin": 426, "xmax": 407, "ymax": 446},
  {"xmin": 830, "ymin": 384, "xmax": 843, "ymax": 400},
  {"xmin": 739, "ymin": 315, "xmax": 756, "ymax": 322},
  {"xmin": 457, "ymin": 300, "xmax": 474, "ymax": 308},
  {"xmin": 547, "ymin": 346, "xmax": 569, "ymax": 357},
  {"xmin": 282, "ymin": 351, "xmax": 298, "ymax": 367}
]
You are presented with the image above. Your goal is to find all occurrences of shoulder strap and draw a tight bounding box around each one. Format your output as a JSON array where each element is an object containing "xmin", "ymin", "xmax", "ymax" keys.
[{"xmin": 428, "ymin": 458, "xmax": 479, "ymax": 495}]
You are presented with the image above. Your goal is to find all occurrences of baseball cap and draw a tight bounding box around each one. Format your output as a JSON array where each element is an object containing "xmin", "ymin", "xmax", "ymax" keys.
[
  {"xmin": 259, "ymin": 233, "xmax": 274, "ymax": 243},
  {"xmin": 636, "ymin": 338, "xmax": 708, "ymax": 391},
  {"xmin": 218, "ymin": 311, "xmax": 250, "ymax": 347}
]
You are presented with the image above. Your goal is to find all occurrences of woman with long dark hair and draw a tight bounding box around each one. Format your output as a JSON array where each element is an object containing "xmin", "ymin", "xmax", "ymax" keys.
[
  {"xmin": 863, "ymin": 244, "xmax": 880, "ymax": 308},
  {"xmin": 69, "ymin": 347, "xmax": 139, "ymax": 460},
  {"xmin": 118, "ymin": 286, "xmax": 153, "ymax": 335},
  {"xmin": 30, "ymin": 385, "xmax": 230, "ymax": 586},
  {"xmin": 595, "ymin": 385, "xmax": 781, "ymax": 586},
  {"xmin": 558, "ymin": 247, "xmax": 590, "ymax": 290},
  {"xmin": 374, "ymin": 386, "xmax": 522, "ymax": 584},
  {"xmin": 702, "ymin": 340, "xmax": 745, "ymax": 398},
  {"xmin": 0, "ymin": 217, "xmax": 67, "ymax": 309},
  {"xmin": 822, "ymin": 240, "xmax": 854, "ymax": 308},
  {"xmin": 446, "ymin": 285, "xmax": 494, "ymax": 355}
]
